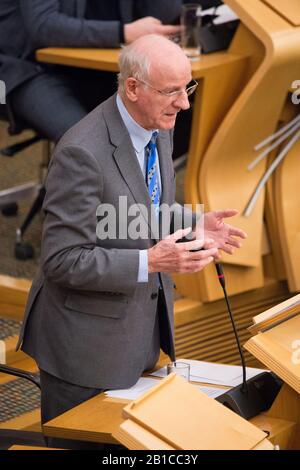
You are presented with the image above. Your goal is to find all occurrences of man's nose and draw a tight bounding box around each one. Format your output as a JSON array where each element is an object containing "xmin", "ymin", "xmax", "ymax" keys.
[{"xmin": 174, "ymin": 91, "xmax": 190, "ymax": 110}]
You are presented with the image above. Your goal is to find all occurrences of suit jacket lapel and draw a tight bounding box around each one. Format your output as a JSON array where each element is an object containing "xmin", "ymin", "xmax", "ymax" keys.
[
  {"xmin": 113, "ymin": 142, "xmax": 151, "ymax": 209},
  {"xmin": 102, "ymin": 96, "xmax": 160, "ymax": 241}
]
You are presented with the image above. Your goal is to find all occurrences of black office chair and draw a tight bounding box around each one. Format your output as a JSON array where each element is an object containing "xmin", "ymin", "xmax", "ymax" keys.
[
  {"xmin": 0, "ymin": 363, "xmax": 47, "ymax": 450},
  {"xmin": 0, "ymin": 103, "xmax": 50, "ymax": 260},
  {"xmin": 0, "ymin": 363, "xmax": 118, "ymax": 450}
]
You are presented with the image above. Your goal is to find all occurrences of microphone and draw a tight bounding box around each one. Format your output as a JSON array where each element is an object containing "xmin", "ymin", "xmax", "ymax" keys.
[
  {"xmin": 214, "ymin": 263, "xmax": 247, "ymax": 392},
  {"xmin": 214, "ymin": 262, "xmax": 282, "ymax": 419}
]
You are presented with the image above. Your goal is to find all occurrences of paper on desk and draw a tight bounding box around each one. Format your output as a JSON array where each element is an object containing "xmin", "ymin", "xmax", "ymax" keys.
[
  {"xmin": 194, "ymin": 385, "xmax": 226, "ymax": 399},
  {"xmin": 150, "ymin": 359, "xmax": 267, "ymax": 387},
  {"xmin": 201, "ymin": 5, "xmax": 238, "ymax": 25},
  {"xmin": 105, "ymin": 377, "xmax": 226, "ymax": 401},
  {"xmin": 105, "ymin": 377, "xmax": 159, "ymax": 400}
]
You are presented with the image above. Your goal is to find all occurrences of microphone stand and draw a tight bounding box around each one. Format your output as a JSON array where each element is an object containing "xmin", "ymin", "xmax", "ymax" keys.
[
  {"xmin": 214, "ymin": 262, "xmax": 282, "ymax": 420},
  {"xmin": 215, "ymin": 263, "xmax": 247, "ymax": 393}
]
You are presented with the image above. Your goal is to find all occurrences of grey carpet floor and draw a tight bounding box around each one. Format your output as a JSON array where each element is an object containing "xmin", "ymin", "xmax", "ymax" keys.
[{"xmin": 0, "ymin": 120, "xmax": 186, "ymax": 281}]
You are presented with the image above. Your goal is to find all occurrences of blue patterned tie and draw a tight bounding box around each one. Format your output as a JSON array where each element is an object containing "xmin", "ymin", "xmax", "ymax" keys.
[{"xmin": 146, "ymin": 131, "xmax": 160, "ymax": 217}]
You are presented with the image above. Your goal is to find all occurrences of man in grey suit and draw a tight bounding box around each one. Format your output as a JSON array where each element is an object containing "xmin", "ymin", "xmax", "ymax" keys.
[
  {"xmin": 18, "ymin": 34, "xmax": 246, "ymax": 446},
  {"xmin": 0, "ymin": 0, "xmax": 182, "ymax": 142}
]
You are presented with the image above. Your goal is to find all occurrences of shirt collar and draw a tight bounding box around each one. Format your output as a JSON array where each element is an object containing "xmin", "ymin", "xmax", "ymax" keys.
[{"xmin": 116, "ymin": 94, "xmax": 158, "ymax": 153}]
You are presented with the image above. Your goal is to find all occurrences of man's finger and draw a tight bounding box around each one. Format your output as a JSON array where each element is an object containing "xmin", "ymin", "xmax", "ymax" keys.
[
  {"xmin": 188, "ymin": 247, "xmax": 219, "ymax": 259},
  {"xmin": 202, "ymin": 238, "xmax": 216, "ymax": 249},
  {"xmin": 189, "ymin": 256, "xmax": 215, "ymax": 272},
  {"xmin": 221, "ymin": 245, "xmax": 235, "ymax": 255},
  {"xmin": 158, "ymin": 25, "xmax": 182, "ymax": 35},
  {"xmin": 214, "ymin": 209, "xmax": 238, "ymax": 219},
  {"xmin": 229, "ymin": 227, "xmax": 247, "ymax": 239},
  {"xmin": 226, "ymin": 237, "xmax": 242, "ymax": 248},
  {"xmin": 166, "ymin": 226, "xmax": 192, "ymax": 241},
  {"xmin": 177, "ymin": 238, "xmax": 214, "ymax": 251},
  {"xmin": 144, "ymin": 16, "xmax": 162, "ymax": 25}
]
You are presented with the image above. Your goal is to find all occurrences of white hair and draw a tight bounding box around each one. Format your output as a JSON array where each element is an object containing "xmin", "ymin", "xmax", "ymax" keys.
[
  {"xmin": 118, "ymin": 43, "xmax": 151, "ymax": 96},
  {"xmin": 118, "ymin": 35, "xmax": 187, "ymax": 96}
]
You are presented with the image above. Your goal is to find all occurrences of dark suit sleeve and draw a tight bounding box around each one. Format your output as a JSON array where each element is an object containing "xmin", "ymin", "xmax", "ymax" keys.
[
  {"xmin": 19, "ymin": 0, "xmax": 121, "ymax": 48},
  {"xmin": 40, "ymin": 144, "xmax": 140, "ymax": 295},
  {"xmin": 134, "ymin": 0, "xmax": 182, "ymax": 24}
]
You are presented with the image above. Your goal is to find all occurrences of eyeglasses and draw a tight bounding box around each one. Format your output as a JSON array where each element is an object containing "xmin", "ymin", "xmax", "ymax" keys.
[{"xmin": 136, "ymin": 78, "xmax": 198, "ymax": 98}]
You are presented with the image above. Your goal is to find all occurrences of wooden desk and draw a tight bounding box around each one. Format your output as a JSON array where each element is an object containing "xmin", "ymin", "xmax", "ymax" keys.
[
  {"xmin": 36, "ymin": 47, "xmax": 248, "ymax": 80},
  {"xmin": 42, "ymin": 354, "xmax": 167, "ymax": 445},
  {"xmin": 42, "ymin": 355, "xmax": 230, "ymax": 446},
  {"xmin": 9, "ymin": 445, "xmax": 59, "ymax": 450},
  {"xmin": 43, "ymin": 386, "xmax": 297, "ymax": 449},
  {"xmin": 41, "ymin": 354, "xmax": 297, "ymax": 449},
  {"xmin": 42, "ymin": 382, "xmax": 295, "ymax": 448},
  {"xmin": 42, "ymin": 380, "xmax": 228, "ymax": 446},
  {"xmin": 43, "ymin": 393, "xmax": 126, "ymax": 445}
]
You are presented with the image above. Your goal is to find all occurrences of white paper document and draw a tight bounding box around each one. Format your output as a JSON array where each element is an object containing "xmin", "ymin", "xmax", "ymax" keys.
[
  {"xmin": 194, "ymin": 385, "xmax": 226, "ymax": 399},
  {"xmin": 150, "ymin": 359, "xmax": 267, "ymax": 387},
  {"xmin": 105, "ymin": 376, "xmax": 226, "ymax": 401},
  {"xmin": 201, "ymin": 5, "xmax": 238, "ymax": 25},
  {"xmin": 105, "ymin": 377, "xmax": 159, "ymax": 400}
]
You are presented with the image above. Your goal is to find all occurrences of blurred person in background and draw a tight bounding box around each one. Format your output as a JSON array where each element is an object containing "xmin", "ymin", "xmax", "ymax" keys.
[{"xmin": 0, "ymin": 0, "xmax": 182, "ymax": 143}]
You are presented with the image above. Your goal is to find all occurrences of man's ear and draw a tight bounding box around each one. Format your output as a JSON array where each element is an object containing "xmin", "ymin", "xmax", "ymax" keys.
[{"xmin": 125, "ymin": 77, "xmax": 138, "ymax": 102}]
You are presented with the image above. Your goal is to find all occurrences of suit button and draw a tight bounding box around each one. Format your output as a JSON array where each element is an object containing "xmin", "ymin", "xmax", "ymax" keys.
[{"xmin": 151, "ymin": 292, "xmax": 158, "ymax": 300}]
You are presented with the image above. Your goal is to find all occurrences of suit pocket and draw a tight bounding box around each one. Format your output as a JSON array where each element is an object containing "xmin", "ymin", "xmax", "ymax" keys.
[{"xmin": 64, "ymin": 290, "xmax": 128, "ymax": 319}]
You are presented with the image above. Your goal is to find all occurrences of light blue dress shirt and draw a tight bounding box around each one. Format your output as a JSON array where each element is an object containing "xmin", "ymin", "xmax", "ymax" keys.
[{"xmin": 116, "ymin": 94, "xmax": 161, "ymax": 283}]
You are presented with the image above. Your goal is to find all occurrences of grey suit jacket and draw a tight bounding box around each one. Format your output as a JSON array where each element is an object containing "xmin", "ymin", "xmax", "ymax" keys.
[
  {"xmin": 0, "ymin": 0, "xmax": 182, "ymax": 95},
  {"xmin": 19, "ymin": 94, "xmax": 181, "ymax": 389}
]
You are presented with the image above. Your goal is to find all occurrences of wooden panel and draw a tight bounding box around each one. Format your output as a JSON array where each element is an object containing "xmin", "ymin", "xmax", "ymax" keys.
[
  {"xmin": 2, "ymin": 336, "xmax": 27, "ymax": 366},
  {"xmin": 263, "ymin": 0, "xmax": 300, "ymax": 26},
  {"xmin": 250, "ymin": 414, "xmax": 296, "ymax": 449},
  {"xmin": 265, "ymin": 384, "xmax": 300, "ymax": 449},
  {"xmin": 0, "ymin": 358, "xmax": 40, "ymax": 431},
  {"xmin": 0, "ymin": 275, "xmax": 31, "ymax": 321},
  {"xmin": 275, "ymin": 137, "xmax": 300, "ymax": 291},
  {"xmin": 186, "ymin": 0, "xmax": 300, "ymax": 300},
  {"xmin": 9, "ymin": 445, "xmax": 57, "ymax": 450},
  {"xmin": 0, "ymin": 358, "xmax": 38, "ymax": 385},
  {"xmin": 36, "ymin": 48, "xmax": 121, "ymax": 72},
  {"xmin": 36, "ymin": 47, "xmax": 248, "ymax": 79},
  {"xmin": 0, "ymin": 410, "xmax": 41, "ymax": 431},
  {"xmin": 174, "ymin": 280, "xmax": 290, "ymax": 367},
  {"xmin": 43, "ymin": 394, "xmax": 124, "ymax": 445}
]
